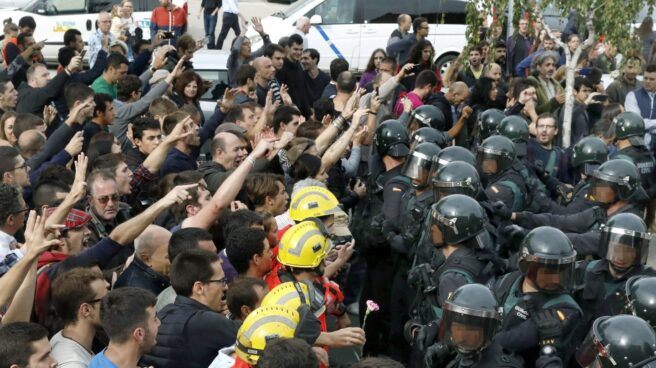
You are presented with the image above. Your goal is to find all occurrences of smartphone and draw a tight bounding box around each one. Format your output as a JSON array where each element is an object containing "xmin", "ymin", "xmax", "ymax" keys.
[
  {"xmin": 162, "ymin": 31, "xmax": 174, "ymax": 40},
  {"xmin": 592, "ymin": 94, "xmax": 608, "ymax": 102},
  {"xmin": 375, "ymin": 86, "xmax": 380, "ymax": 95},
  {"xmin": 79, "ymin": 49, "xmax": 87, "ymax": 59}
]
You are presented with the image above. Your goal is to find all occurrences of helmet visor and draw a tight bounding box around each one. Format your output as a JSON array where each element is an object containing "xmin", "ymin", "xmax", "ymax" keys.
[
  {"xmin": 476, "ymin": 151, "xmax": 499, "ymax": 176},
  {"xmin": 439, "ymin": 303, "xmax": 499, "ymax": 354},
  {"xmin": 589, "ymin": 177, "xmax": 618, "ymax": 204},
  {"xmin": 576, "ymin": 325, "xmax": 614, "ymax": 367},
  {"xmin": 524, "ymin": 261, "xmax": 575, "ymax": 293},
  {"xmin": 432, "ymin": 183, "xmax": 477, "ymax": 201},
  {"xmin": 601, "ymin": 226, "xmax": 653, "ymax": 269},
  {"xmin": 402, "ymin": 152, "xmax": 435, "ymax": 184}
]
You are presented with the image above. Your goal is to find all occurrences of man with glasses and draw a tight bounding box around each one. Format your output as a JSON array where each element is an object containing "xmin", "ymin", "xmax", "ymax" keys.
[
  {"xmin": 85, "ymin": 170, "xmax": 128, "ymax": 246},
  {"xmin": 50, "ymin": 268, "xmax": 109, "ymax": 367},
  {"xmin": 88, "ymin": 12, "xmax": 116, "ymax": 69},
  {"xmin": 387, "ymin": 17, "xmax": 429, "ymax": 66},
  {"xmin": 0, "ymin": 146, "xmax": 30, "ymax": 189},
  {"xmin": 142, "ymin": 248, "xmax": 239, "ymax": 368},
  {"xmin": 528, "ymin": 113, "xmax": 569, "ymax": 183},
  {"xmin": 0, "ymin": 184, "xmax": 28, "ymax": 262}
]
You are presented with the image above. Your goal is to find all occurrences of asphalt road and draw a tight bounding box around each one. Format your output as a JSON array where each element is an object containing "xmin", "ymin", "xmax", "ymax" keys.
[{"xmin": 185, "ymin": 0, "xmax": 287, "ymax": 50}]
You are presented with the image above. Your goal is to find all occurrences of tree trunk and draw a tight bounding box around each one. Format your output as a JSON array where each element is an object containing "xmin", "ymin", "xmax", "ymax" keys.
[{"xmin": 561, "ymin": 61, "xmax": 577, "ymax": 148}]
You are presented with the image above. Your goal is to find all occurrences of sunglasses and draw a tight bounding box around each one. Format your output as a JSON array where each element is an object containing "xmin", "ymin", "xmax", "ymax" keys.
[{"xmin": 95, "ymin": 194, "xmax": 120, "ymax": 205}]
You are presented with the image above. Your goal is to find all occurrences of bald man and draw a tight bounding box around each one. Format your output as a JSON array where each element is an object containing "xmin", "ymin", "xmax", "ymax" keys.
[
  {"xmin": 253, "ymin": 56, "xmax": 279, "ymax": 106},
  {"xmin": 17, "ymin": 129, "xmax": 46, "ymax": 159},
  {"xmin": 388, "ymin": 14, "xmax": 412, "ymax": 46},
  {"xmin": 114, "ymin": 225, "xmax": 172, "ymax": 295},
  {"xmin": 88, "ymin": 11, "xmax": 116, "ymax": 69},
  {"xmin": 426, "ymin": 81, "xmax": 470, "ymax": 131},
  {"xmin": 199, "ymin": 131, "xmax": 249, "ymax": 194},
  {"xmin": 293, "ymin": 16, "xmax": 310, "ymax": 49}
]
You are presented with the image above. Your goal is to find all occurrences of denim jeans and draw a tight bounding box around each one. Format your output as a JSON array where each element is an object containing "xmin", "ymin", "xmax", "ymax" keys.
[{"xmin": 203, "ymin": 12, "xmax": 218, "ymax": 49}]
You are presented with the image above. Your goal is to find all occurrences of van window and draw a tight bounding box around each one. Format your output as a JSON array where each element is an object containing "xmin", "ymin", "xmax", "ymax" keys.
[
  {"xmin": 306, "ymin": 0, "xmax": 356, "ymax": 25},
  {"xmin": 417, "ymin": 0, "xmax": 466, "ymax": 25},
  {"xmin": 131, "ymin": 0, "xmax": 160, "ymax": 12},
  {"xmin": 363, "ymin": 1, "xmax": 415, "ymax": 24},
  {"xmin": 45, "ymin": 0, "xmax": 86, "ymax": 14}
]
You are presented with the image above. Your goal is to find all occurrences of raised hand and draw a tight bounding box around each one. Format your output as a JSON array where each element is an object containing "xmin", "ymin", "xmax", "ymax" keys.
[
  {"xmin": 220, "ymin": 88, "xmax": 240, "ymax": 112},
  {"xmin": 160, "ymin": 184, "xmax": 198, "ymax": 207},
  {"xmin": 64, "ymin": 131, "xmax": 84, "ymax": 156}
]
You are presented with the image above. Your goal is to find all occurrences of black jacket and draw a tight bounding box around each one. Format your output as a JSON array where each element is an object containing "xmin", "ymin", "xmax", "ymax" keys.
[
  {"xmin": 113, "ymin": 256, "xmax": 170, "ymax": 296},
  {"xmin": 141, "ymin": 295, "xmax": 240, "ymax": 368},
  {"xmin": 16, "ymin": 70, "xmax": 70, "ymax": 117}
]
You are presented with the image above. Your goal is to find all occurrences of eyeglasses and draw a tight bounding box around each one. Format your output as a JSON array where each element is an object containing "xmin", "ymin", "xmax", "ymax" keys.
[
  {"xmin": 95, "ymin": 194, "xmax": 120, "ymax": 205},
  {"xmin": 536, "ymin": 125, "xmax": 556, "ymax": 130},
  {"xmin": 13, "ymin": 162, "xmax": 27, "ymax": 171},
  {"xmin": 13, "ymin": 207, "xmax": 29, "ymax": 215},
  {"xmin": 84, "ymin": 297, "xmax": 103, "ymax": 305},
  {"xmin": 204, "ymin": 278, "xmax": 228, "ymax": 287}
]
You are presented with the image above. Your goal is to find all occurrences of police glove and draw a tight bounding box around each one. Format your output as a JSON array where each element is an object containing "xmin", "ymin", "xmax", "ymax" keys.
[
  {"xmin": 533, "ymin": 309, "xmax": 564, "ymax": 347},
  {"xmin": 592, "ymin": 206, "xmax": 607, "ymax": 225},
  {"xmin": 556, "ymin": 184, "xmax": 574, "ymax": 203},
  {"xmin": 415, "ymin": 321, "xmax": 439, "ymax": 352},
  {"xmin": 491, "ymin": 201, "xmax": 512, "ymax": 220},
  {"xmin": 501, "ymin": 224, "xmax": 528, "ymax": 252},
  {"xmin": 424, "ymin": 342, "xmax": 451, "ymax": 368}
]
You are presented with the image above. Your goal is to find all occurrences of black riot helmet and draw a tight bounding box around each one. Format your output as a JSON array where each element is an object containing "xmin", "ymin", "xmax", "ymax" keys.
[
  {"xmin": 497, "ymin": 115, "xmax": 529, "ymax": 157},
  {"xmin": 432, "ymin": 161, "xmax": 482, "ymax": 201},
  {"xmin": 402, "ymin": 142, "xmax": 441, "ymax": 189},
  {"xmin": 626, "ymin": 276, "xmax": 656, "ymax": 330},
  {"xmin": 479, "ymin": 109, "xmax": 505, "ymax": 140},
  {"xmin": 572, "ymin": 136, "xmax": 608, "ymax": 176},
  {"xmin": 614, "ymin": 111, "xmax": 646, "ymax": 147},
  {"xmin": 518, "ymin": 226, "xmax": 577, "ymax": 293},
  {"xmin": 374, "ymin": 120, "xmax": 410, "ymax": 157},
  {"xmin": 439, "ymin": 284, "xmax": 500, "ymax": 355},
  {"xmin": 431, "ymin": 146, "xmax": 476, "ymax": 174},
  {"xmin": 600, "ymin": 213, "xmax": 653, "ymax": 273},
  {"xmin": 589, "ymin": 159, "xmax": 641, "ymax": 204},
  {"xmin": 411, "ymin": 127, "xmax": 446, "ymax": 149},
  {"xmin": 577, "ymin": 315, "xmax": 656, "ymax": 368},
  {"xmin": 476, "ymin": 135, "xmax": 516, "ymax": 178},
  {"xmin": 410, "ymin": 105, "xmax": 447, "ymax": 131},
  {"xmin": 427, "ymin": 194, "xmax": 488, "ymax": 248}
]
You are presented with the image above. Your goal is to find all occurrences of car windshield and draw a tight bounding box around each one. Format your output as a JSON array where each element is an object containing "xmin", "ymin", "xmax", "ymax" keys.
[
  {"xmin": 273, "ymin": 0, "xmax": 311, "ymax": 19},
  {"xmin": 21, "ymin": 0, "xmax": 41, "ymax": 10}
]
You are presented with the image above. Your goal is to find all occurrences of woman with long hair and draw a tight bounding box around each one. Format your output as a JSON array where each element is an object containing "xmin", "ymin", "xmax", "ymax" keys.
[
  {"xmin": 171, "ymin": 70, "xmax": 206, "ymax": 124},
  {"xmin": 359, "ymin": 48, "xmax": 386, "ymax": 88},
  {"xmin": 402, "ymin": 39, "xmax": 443, "ymax": 92},
  {"xmin": 0, "ymin": 111, "xmax": 17, "ymax": 146}
]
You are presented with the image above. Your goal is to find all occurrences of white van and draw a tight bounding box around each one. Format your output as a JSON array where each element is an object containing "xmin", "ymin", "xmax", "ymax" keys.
[
  {"xmin": 1, "ymin": 0, "xmax": 157, "ymax": 64},
  {"xmin": 247, "ymin": 0, "xmax": 469, "ymax": 74}
]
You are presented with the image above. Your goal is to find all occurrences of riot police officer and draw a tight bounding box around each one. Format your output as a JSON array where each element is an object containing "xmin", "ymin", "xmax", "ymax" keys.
[
  {"xmin": 611, "ymin": 111, "xmax": 656, "ymax": 197},
  {"xmin": 411, "ymin": 126, "xmax": 449, "ymax": 149},
  {"xmin": 498, "ymin": 115, "xmax": 530, "ymax": 159},
  {"xmin": 476, "ymin": 135, "xmax": 528, "ymax": 212},
  {"xmin": 359, "ymin": 119, "xmax": 413, "ymax": 356},
  {"xmin": 385, "ymin": 142, "xmax": 441, "ymax": 364},
  {"xmin": 425, "ymin": 284, "xmax": 524, "ymax": 368},
  {"xmin": 576, "ymin": 315, "xmax": 656, "ymax": 368},
  {"xmin": 479, "ymin": 109, "xmax": 506, "ymax": 141},
  {"xmin": 491, "ymin": 226, "xmax": 582, "ymax": 367},
  {"xmin": 510, "ymin": 159, "xmax": 646, "ymax": 237},
  {"xmin": 413, "ymin": 160, "xmax": 484, "ymax": 269},
  {"xmin": 573, "ymin": 213, "xmax": 656, "ymax": 343},
  {"xmin": 626, "ymin": 276, "xmax": 656, "ymax": 328},
  {"xmin": 408, "ymin": 104, "xmax": 447, "ymax": 133},
  {"xmin": 434, "ymin": 146, "xmax": 477, "ymax": 172},
  {"xmin": 534, "ymin": 136, "xmax": 608, "ymax": 215}
]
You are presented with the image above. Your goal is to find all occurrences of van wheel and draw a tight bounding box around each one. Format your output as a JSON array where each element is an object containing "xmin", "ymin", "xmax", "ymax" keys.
[{"xmin": 436, "ymin": 54, "xmax": 458, "ymax": 77}]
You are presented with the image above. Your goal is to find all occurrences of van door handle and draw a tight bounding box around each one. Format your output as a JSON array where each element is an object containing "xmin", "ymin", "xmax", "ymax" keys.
[
  {"xmin": 362, "ymin": 28, "xmax": 376, "ymax": 33},
  {"xmin": 86, "ymin": 19, "xmax": 92, "ymax": 31},
  {"xmin": 345, "ymin": 29, "xmax": 359, "ymax": 34}
]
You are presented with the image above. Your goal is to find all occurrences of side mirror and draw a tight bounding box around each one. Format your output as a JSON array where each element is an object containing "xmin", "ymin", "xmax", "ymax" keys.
[{"xmin": 310, "ymin": 14, "xmax": 322, "ymax": 25}]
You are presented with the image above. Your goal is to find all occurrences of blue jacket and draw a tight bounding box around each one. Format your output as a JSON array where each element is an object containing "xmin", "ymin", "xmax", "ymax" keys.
[{"xmin": 114, "ymin": 256, "xmax": 170, "ymax": 296}]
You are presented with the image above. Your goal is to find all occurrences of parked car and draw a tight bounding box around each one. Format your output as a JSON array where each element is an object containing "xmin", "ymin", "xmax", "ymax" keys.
[
  {"xmin": 247, "ymin": 0, "xmax": 469, "ymax": 75},
  {"xmin": 1, "ymin": 0, "xmax": 158, "ymax": 64},
  {"xmin": 191, "ymin": 49, "xmax": 231, "ymax": 122}
]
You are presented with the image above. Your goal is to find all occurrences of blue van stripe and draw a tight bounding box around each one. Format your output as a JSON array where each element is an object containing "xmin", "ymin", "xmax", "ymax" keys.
[{"xmin": 315, "ymin": 25, "xmax": 345, "ymax": 59}]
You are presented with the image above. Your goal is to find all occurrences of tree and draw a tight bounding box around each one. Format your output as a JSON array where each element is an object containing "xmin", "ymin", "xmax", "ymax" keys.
[{"xmin": 468, "ymin": 0, "xmax": 656, "ymax": 147}]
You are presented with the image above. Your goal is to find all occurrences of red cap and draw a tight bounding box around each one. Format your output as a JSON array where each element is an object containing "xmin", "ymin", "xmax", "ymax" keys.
[{"xmin": 45, "ymin": 207, "xmax": 92, "ymax": 230}]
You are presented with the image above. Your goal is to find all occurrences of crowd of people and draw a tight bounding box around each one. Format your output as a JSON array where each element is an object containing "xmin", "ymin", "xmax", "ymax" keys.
[{"xmin": 0, "ymin": 1, "xmax": 656, "ymax": 368}]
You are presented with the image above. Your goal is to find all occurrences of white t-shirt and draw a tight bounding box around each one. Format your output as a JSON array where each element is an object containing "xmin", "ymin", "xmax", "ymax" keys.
[{"xmin": 50, "ymin": 330, "xmax": 93, "ymax": 368}]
